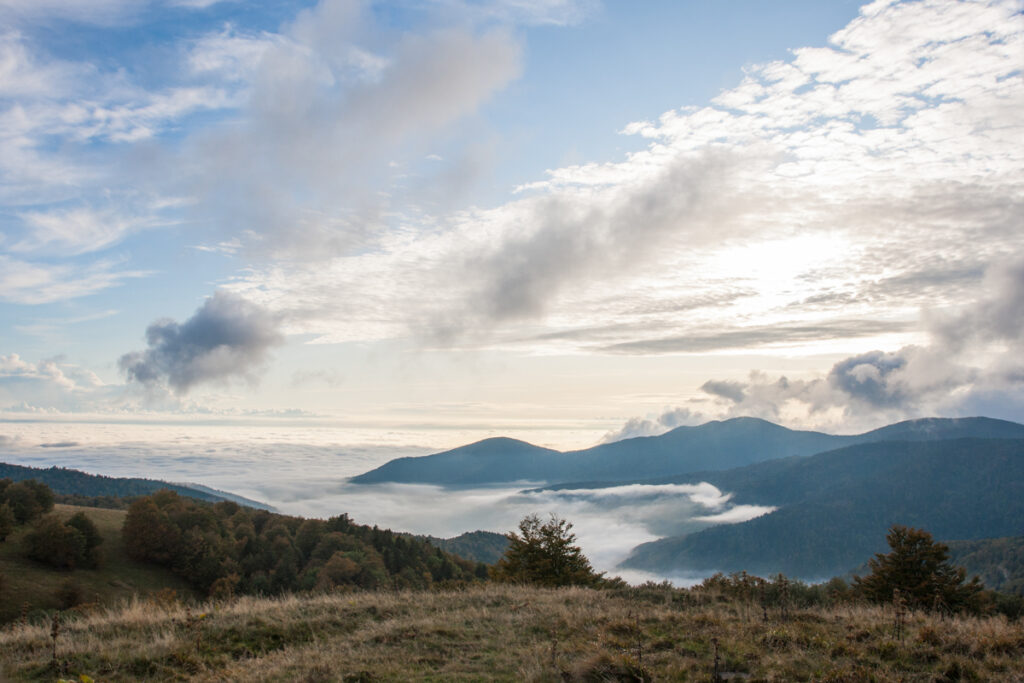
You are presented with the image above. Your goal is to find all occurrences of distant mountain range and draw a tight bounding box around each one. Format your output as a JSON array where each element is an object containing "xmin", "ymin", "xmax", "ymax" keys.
[
  {"xmin": 619, "ymin": 437, "xmax": 1024, "ymax": 579},
  {"xmin": 349, "ymin": 416, "xmax": 1024, "ymax": 583},
  {"xmin": 350, "ymin": 416, "xmax": 1024, "ymax": 486},
  {"xmin": 0, "ymin": 461, "xmax": 274, "ymax": 510}
]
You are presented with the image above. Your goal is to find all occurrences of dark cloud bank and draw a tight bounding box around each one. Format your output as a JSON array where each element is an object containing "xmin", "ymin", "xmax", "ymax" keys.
[{"xmin": 119, "ymin": 291, "xmax": 283, "ymax": 393}]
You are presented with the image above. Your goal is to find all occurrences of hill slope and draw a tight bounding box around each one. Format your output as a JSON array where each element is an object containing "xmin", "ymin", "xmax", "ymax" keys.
[
  {"xmin": 350, "ymin": 416, "xmax": 1024, "ymax": 486},
  {"xmin": 0, "ymin": 462, "xmax": 272, "ymax": 510},
  {"xmin": 0, "ymin": 504, "xmax": 197, "ymax": 623},
  {"xmin": 621, "ymin": 438, "xmax": 1024, "ymax": 579},
  {"xmin": 2, "ymin": 583, "xmax": 1022, "ymax": 682}
]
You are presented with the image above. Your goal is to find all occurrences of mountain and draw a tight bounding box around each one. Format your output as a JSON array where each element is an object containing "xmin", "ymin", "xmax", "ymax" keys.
[
  {"xmin": 620, "ymin": 438, "xmax": 1024, "ymax": 579},
  {"xmin": 350, "ymin": 416, "xmax": 1024, "ymax": 486},
  {"xmin": 0, "ymin": 461, "xmax": 273, "ymax": 510},
  {"xmin": 350, "ymin": 437, "xmax": 562, "ymax": 485}
]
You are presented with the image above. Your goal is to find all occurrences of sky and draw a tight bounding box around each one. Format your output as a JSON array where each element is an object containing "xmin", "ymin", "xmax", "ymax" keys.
[{"xmin": 2, "ymin": 0, "xmax": 1024, "ymax": 453}]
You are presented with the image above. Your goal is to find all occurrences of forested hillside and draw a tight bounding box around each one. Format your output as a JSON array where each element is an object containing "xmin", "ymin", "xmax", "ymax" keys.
[
  {"xmin": 622, "ymin": 438, "xmax": 1024, "ymax": 578},
  {"xmin": 120, "ymin": 490, "xmax": 487, "ymax": 596},
  {"xmin": 0, "ymin": 463, "xmax": 270, "ymax": 509}
]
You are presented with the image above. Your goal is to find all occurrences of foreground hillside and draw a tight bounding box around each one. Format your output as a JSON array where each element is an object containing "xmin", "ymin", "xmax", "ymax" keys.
[
  {"xmin": 0, "ymin": 504, "xmax": 197, "ymax": 623},
  {"xmin": 2, "ymin": 583, "xmax": 1023, "ymax": 681}
]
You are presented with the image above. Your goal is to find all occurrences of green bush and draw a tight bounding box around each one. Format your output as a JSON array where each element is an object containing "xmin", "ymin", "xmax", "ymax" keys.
[{"xmin": 23, "ymin": 515, "xmax": 88, "ymax": 569}]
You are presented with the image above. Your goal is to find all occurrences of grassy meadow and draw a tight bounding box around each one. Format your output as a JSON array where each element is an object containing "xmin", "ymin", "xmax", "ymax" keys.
[
  {"xmin": 2, "ymin": 582, "xmax": 1023, "ymax": 681},
  {"xmin": 0, "ymin": 504, "xmax": 198, "ymax": 623}
]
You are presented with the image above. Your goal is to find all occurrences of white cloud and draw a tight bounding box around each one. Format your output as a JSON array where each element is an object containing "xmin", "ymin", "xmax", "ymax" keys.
[
  {"xmin": 13, "ymin": 206, "xmax": 148, "ymax": 255},
  {"xmin": 0, "ymin": 255, "xmax": 149, "ymax": 304},
  {"xmin": 0, "ymin": 352, "xmax": 114, "ymax": 412},
  {"xmin": 225, "ymin": 0, "xmax": 1023, "ymax": 357},
  {"xmin": 172, "ymin": 4, "xmax": 523, "ymax": 257}
]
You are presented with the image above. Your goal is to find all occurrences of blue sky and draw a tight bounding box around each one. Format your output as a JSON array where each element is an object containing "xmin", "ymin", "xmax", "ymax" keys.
[{"xmin": 1, "ymin": 0, "xmax": 1023, "ymax": 448}]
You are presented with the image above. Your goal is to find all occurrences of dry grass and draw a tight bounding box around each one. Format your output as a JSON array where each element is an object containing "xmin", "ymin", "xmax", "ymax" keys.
[{"xmin": 1, "ymin": 583, "xmax": 1023, "ymax": 681}]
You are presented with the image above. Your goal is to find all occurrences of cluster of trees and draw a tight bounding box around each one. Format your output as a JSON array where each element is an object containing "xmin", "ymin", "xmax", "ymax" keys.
[
  {"xmin": 0, "ymin": 478, "xmax": 103, "ymax": 570},
  {"xmin": 121, "ymin": 490, "xmax": 488, "ymax": 596},
  {"xmin": 0, "ymin": 478, "xmax": 55, "ymax": 541},
  {"xmin": 23, "ymin": 511, "xmax": 103, "ymax": 569}
]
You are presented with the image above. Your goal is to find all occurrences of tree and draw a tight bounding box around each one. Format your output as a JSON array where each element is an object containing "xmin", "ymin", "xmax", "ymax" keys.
[
  {"xmin": 66, "ymin": 511, "xmax": 104, "ymax": 568},
  {"xmin": 23, "ymin": 515, "xmax": 87, "ymax": 569},
  {"xmin": 854, "ymin": 525, "xmax": 982, "ymax": 612},
  {"xmin": 2, "ymin": 480, "xmax": 53, "ymax": 524},
  {"xmin": 493, "ymin": 514, "xmax": 603, "ymax": 587}
]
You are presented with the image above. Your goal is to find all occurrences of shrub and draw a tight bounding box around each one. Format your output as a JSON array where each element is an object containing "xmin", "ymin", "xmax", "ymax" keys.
[
  {"xmin": 23, "ymin": 515, "xmax": 88, "ymax": 569},
  {"xmin": 66, "ymin": 511, "xmax": 104, "ymax": 568}
]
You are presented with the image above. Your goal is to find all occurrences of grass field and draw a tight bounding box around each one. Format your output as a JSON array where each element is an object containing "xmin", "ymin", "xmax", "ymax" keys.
[
  {"xmin": 0, "ymin": 504, "xmax": 198, "ymax": 623},
  {"xmin": 2, "ymin": 583, "xmax": 1023, "ymax": 681}
]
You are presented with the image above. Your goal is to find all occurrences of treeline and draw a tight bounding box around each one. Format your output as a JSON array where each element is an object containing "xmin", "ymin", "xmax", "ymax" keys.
[
  {"xmin": 122, "ymin": 490, "xmax": 489, "ymax": 597},
  {"xmin": 0, "ymin": 463, "xmax": 231, "ymax": 505}
]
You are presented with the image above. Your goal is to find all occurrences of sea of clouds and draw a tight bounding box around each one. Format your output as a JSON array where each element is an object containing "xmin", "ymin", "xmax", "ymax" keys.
[{"xmin": 0, "ymin": 420, "xmax": 771, "ymax": 583}]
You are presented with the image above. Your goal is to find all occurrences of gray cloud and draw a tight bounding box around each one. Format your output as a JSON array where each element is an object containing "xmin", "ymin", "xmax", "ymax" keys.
[
  {"xmin": 701, "ymin": 257, "xmax": 1024, "ymax": 427},
  {"xmin": 599, "ymin": 319, "xmax": 910, "ymax": 355},
  {"xmin": 119, "ymin": 291, "xmax": 283, "ymax": 393},
  {"xmin": 419, "ymin": 149, "xmax": 769, "ymax": 342},
  {"xmin": 699, "ymin": 380, "xmax": 746, "ymax": 404},
  {"xmin": 600, "ymin": 406, "xmax": 704, "ymax": 444},
  {"xmin": 173, "ymin": 5, "xmax": 522, "ymax": 258}
]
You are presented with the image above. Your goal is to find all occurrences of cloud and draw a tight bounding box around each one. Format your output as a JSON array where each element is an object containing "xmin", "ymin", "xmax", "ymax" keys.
[
  {"xmin": 13, "ymin": 206, "xmax": 148, "ymax": 256},
  {"xmin": 601, "ymin": 406, "xmax": 703, "ymax": 443},
  {"xmin": 0, "ymin": 255, "xmax": 150, "ymax": 305},
  {"xmin": 119, "ymin": 291, "xmax": 284, "ymax": 393},
  {"xmin": 708, "ymin": 258, "xmax": 1024, "ymax": 428},
  {"xmin": 0, "ymin": 0, "xmax": 149, "ymax": 26},
  {"xmin": 226, "ymin": 0, "xmax": 1023, "ymax": 355},
  {"xmin": 0, "ymin": 353, "xmax": 115, "ymax": 412},
  {"xmin": 171, "ymin": 3, "xmax": 523, "ymax": 257},
  {"xmin": 700, "ymin": 380, "xmax": 746, "ymax": 404}
]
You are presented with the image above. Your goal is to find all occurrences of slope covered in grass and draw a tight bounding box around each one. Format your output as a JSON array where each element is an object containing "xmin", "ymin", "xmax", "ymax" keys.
[
  {"xmin": 0, "ymin": 504, "xmax": 197, "ymax": 623},
  {"xmin": 1, "ymin": 583, "xmax": 1023, "ymax": 681}
]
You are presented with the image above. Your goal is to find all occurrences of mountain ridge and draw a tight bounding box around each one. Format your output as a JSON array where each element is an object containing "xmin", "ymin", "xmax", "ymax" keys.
[{"xmin": 350, "ymin": 415, "xmax": 1024, "ymax": 486}]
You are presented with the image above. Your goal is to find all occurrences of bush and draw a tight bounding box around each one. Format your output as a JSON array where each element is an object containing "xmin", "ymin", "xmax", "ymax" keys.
[
  {"xmin": 66, "ymin": 511, "xmax": 104, "ymax": 568},
  {"xmin": 23, "ymin": 515, "xmax": 88, "ymax": 569}
]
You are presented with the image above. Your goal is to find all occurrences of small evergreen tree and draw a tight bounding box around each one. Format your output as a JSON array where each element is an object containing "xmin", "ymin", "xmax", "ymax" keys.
[
  {"xmin": 493, "ymin": 514, "xmax": 603, "ymax": 587},
  {"xmin": 854, "ymin": 525, "xmax": 982, "ymax": 612}
]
